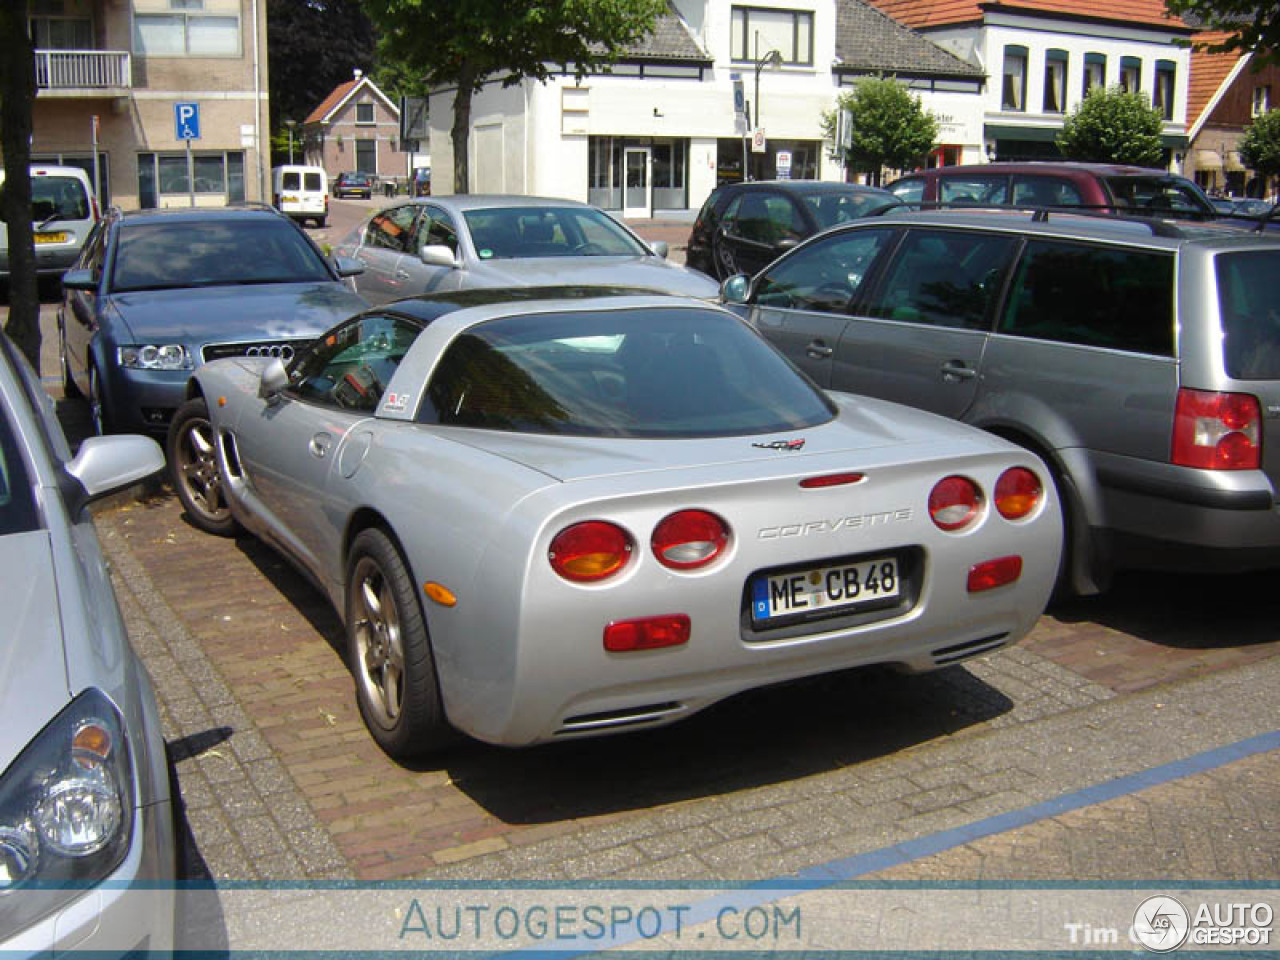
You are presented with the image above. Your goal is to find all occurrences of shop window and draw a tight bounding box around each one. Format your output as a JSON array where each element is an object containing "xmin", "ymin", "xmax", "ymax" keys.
[
  {"xmin": 588, "ymin": 137, "xmax": 623, "ymax": 209},
  {"xmin": 731, "ymin": 6, "xmax": 813, "ymax": 66},
  {"xmin": 1002, "ymin": 46, "xmax": 1027, "ymax": 112},
  {"xmin": 1043, "ymin": 49, "xmax": 1068, "ymax": 113},
  {"xmin": 137, "ymin": 151, "xmax": 244, "ymax": 206}
]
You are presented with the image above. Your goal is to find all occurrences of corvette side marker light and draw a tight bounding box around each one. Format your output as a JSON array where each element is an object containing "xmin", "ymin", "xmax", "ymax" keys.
[{"xmin": 423, "ymin": 582, "xmax": 457, "ymax": 607}]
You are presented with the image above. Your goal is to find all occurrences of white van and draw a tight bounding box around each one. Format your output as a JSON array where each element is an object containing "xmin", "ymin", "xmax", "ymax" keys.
[
  {"xmin": 271, "ymin": 165, "xmax": 328, "ymax": 228},
  {"xmin": 0, "ymin": 164, "xmax": 99, "ymax": 279}
]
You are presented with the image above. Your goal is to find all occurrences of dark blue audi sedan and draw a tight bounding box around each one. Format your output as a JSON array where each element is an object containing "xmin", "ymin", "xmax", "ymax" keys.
[{"xmin": 58, "ymin": 205, "xmax": 367, "ymax": 435}]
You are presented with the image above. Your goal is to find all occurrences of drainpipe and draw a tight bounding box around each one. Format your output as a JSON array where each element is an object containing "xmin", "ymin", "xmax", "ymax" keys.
[{"xmin": 251, "ymin": 0, "xmax": 264, "ymax": 200}]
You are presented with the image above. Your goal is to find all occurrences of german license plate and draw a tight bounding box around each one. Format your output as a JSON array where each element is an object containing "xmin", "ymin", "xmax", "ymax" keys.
[
  {"xmin": 751, "ymin": 556, "xmax": 900, "ymax": 622},
  {"xmin": 34, "ymin": 232, "xmax": 67, "ymax": 244},
  {"xmin": 282, "ymin": 195, "xmax": 298, "ymax": 203}
]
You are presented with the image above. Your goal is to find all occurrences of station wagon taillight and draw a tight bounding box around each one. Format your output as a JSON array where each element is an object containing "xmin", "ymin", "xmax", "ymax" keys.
[
  {"xmin": 1172, "ymin": 388, "xmax": 1261, "ymax": 470},
  {"xmin": 651, "ymin": 510, "xmax": 729, "ymax": 570},
  {"xmin": 929, "ymin": 476, "xmax": 982, "ymax": 531},
  {"xmin": 549, "ymin": 521, "xmax": 632, "ymax": 582}
]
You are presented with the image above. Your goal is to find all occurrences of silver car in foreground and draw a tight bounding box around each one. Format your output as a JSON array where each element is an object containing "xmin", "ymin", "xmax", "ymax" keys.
[
  {"xmin": 332, "ymin": 194, "xmax": 719, "ymax": 304},
  {"xmin": 0, "ymin": 336, "xmax": 174, "ymax": 950},
  {"xmin": 168, "ymin": 289, "xmax": 1061, "ymax": 760}
]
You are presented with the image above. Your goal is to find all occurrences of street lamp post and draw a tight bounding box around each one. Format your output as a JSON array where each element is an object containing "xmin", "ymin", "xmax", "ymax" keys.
[
  {"xmin": 285, "ymin": 119, "xmax": 296, "ymax": 164},
  {"xmin": 752, "ymin": 34, "xmax": 783, "ymax": 181}
]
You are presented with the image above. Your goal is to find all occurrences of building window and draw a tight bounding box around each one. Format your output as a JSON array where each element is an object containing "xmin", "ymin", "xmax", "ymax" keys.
[
  {"xmin": 30, "ymin": 14, "xmax": 92, "ymax": 49},
  {"xmin": 731, "ymin": 6, "xmax": 813, "ymax": 66},
  {"xmin": 652, "ymin": 140, "xmax": 688, "ymax": 209},
  {"xmin": 589, "ymin": 137, "xmax": 624, "ymax": 209},
  {"xmin": 1154, "ymin": 60, "xmax": 1175, "ymax": 120},
  {"xmin": 1120, "ymin": 56, "xmax": 1141, "ymax": 94},
  {"xmin": 1083, "ymin": 53, "xmax": 1106, "ymax": 97},
  {"xmin": 356, "ymin": 102, "xmax": 374, "ymax": 125},
  {"xmin": 1043, "ymin": 49, "xmax": 1068, "ymax": 113},
  {"xmin": 133, "ymin": 12, "xmax": 239, "ymax": 55},
  {"xmin": 137, "ymin": 151, "xmax": 245, "ymax": 207},
  {"xmin": 1254, "ymin": 85, "xmax": 1270, "ymax": 116},
  {"xmin": 355, "ymin": 139, "xmax": 377, "ymax": 174},
  {"xmin": 1002, "ymin": 45, "xmax": 1027, "ymax": 112}
]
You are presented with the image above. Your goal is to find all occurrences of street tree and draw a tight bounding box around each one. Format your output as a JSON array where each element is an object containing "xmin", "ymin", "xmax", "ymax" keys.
[
  {"xmin": 362, "ymin": 0, "xmax": 665, "ymax": 194},
  {"xmin": 1056, "ymin": 87, "xmax": 1164, "ymax": 166},
  {"xmin": 1240, "ymin": 108, "xmax": 1280, "ymax": 198},
  {"xmin": 268, "ymin": 0, "xmax": 376, "ymax": 144},
  {"xmin": 1163, "ymin": 0, "xmax": 1280, "ymax": 68},
  {"xmin": 822, "ymin": 76, "xmax": 937, "ymax": 186},
  {"xmin": 0, "ymin": 0, "xmax": 41, "ymax": 369}
]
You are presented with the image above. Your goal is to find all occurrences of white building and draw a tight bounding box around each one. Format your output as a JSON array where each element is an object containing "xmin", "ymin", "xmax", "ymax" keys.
[{"xmin": 427, "ymin": 0, "xmax": 984, "ymax": 215}]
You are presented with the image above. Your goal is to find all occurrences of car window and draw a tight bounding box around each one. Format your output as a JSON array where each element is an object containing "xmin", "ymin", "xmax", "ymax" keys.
[
  {"xmin": 887, "ymin": 178, "xmax": 925, "ymax": 205},
  {"xmin": 1011, "ymin": 176, "xmax": 1084, "ymax": 208},
  {"xmin": 76, "ymin": 221, "xmax": 107, "ymax": 273},
  {"xmin": 110, "ymin": 218, "xmax": 333, "ymax": 292},
  {"xmin": 725, "ymin": 193, "xmax": 803, "ymax": 245},
  {"xmin": 755, "ymin": 229, "xmax": 893, "ymax": 313},
  {"xmin": 998, "ymin": 239, "xmax": 1174, "ymax": 356},
  {"xmin": 411, "ymin": 206, "xmax": 459, "ymax": 254},
  {"xmin": 1216, "ymin": 250, "xmax": 1280, "ymax": 380},
  {"xmin": 0, "ymin": 391, "xmax": 39, "ymax": 538},
  {"xmin": 421, "ymin": 307, "xmax": 835, "ymax": 438},
  {"xmin": 1104, "ymin": 176, "xmax": 1213, "ymax": 219},
  {"xmin": 804, "ymin": 192, "xmax": 893, "ymax": 229},
  {"xmin": 281, "ymin": 171, "xmax": 301, "ymax": 191},
  {"xmin": 366, "ymin": 205, "xmax": 420, "ymax": 253},
  {"xmin": 866, "ymin": 229, "xmax": 1017, "ymax": 330},
  {"xmin": 30, "ymin": 175, "xmax": 89, "ymax": 222},
  {"xmin": 303, "ymin": 172, "xmax": 324, "ymax": 191},
  {"xmin": 939, "ymin": 176, "xmax": 1009, "ymax": 206},
  {"xmin": 463, "ymin": 207, "xmax": 647, "ymax": 260},
  {"xmin": 289, "ymin": 314, "xmax": 425, "ymax": 412}
]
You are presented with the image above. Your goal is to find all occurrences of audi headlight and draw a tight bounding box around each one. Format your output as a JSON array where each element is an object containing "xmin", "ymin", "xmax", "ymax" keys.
[
  {"xmin": 118, "ymin": 344, "xmax": 193, "ymax": 371},
  {"xmin": 0, "ymin": 689, "xmax": 134, "ymax": 935}
]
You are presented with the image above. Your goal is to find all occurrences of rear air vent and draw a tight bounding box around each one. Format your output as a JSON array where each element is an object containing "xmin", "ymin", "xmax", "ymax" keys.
[
  {"xmin": 930, "ymin": 633, "xmax": 1009, "ymax": 666},
  {"xmin": 556, "ymin": 702, "xmax": 683, "ymax": 735}
]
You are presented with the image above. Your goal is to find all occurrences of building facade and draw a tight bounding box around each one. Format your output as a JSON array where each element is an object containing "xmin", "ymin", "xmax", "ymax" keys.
[
  {"xmin": 22, "ymin": 0, "xmax": 270, "ymax": 210},
  {"xmin": 301, "ymin": 69, "xmax": 411, "ymax": 182},
  {"xmin": 427, "ymin": 0, "xmax": 985, "ymax": 215},
  {"xmin": 869, "ymin": 0, "xmax": 1195, "ymax": 164}
]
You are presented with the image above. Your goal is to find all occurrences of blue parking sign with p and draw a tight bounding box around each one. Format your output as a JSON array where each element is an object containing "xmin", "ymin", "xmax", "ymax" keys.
[{"xmin": 175, "ymin": 102, "xmax": 200, "ymax": 141}]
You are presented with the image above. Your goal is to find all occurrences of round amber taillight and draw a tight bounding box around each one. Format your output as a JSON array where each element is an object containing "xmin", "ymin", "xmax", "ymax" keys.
[
  {"xmin": 549, "ymin": 521, "xmax": 632, "ymax": 582},
  {"xmin": 994, "ymin": 467, "xmax": 1043, "ymax": 521}
]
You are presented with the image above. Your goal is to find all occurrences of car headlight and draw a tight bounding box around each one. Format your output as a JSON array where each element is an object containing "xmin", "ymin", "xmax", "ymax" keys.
[
  {"xmin": 117, "ymin": 344, "xmax": 193, "ymax": 371},
  {"xmin": 0, "ymin": 689, "xmax": 134, "ymax": 935}
]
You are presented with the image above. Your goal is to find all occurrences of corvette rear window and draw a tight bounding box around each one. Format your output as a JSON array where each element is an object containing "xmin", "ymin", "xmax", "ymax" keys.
[{"xmin": 422, "ymin": 307, "xmax": 835, "ymax": 438}]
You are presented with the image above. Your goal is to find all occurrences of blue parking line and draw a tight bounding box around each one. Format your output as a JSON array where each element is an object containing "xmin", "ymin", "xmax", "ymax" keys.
[{"xmin": 504, "ymin": 729, "xmax": 1280, "ymax": 957}]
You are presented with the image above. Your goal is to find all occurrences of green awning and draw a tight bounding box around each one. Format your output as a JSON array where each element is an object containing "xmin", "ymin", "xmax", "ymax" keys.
[{"xmin": 985, "ymin": 123, "xmax": 1189, "ymax": 150}]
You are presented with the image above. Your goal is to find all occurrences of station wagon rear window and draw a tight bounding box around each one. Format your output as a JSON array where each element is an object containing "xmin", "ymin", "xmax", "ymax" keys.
[
  {"xmin": 1217, "ymin": 250, "xmax": 1280, "ymax": 380},
  {"xmin": 422, "ymin": 307, "xmax": 835, "ymax": 438}
]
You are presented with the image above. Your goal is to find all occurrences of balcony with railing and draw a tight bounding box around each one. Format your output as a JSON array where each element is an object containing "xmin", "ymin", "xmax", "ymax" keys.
[{"xmin": 35, "ymin": 49, "xmax": 131, "ymax": 93}]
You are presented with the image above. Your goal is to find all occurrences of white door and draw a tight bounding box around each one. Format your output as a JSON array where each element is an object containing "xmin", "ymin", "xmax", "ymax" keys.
[{"xmin": 623, "ymin": 147, "xmax": 651, "ymax": 219}]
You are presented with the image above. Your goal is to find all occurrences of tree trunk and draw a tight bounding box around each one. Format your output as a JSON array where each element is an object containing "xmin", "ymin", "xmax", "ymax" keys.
[
  {"xmin": 0, "ymin": 0, "xmax": 41, "ymax": 371},
  {"xmin": 450, "ymin": 62, "xmax": 475, "ymax": 195}
]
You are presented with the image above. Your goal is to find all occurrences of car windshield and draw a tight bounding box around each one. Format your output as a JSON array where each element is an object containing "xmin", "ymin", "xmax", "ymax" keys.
[
  {"xmin": 805, "ymin": 191, "xmax": 895, "ymax": 229},
  {"xmin": 1217, "ymin": 250, "xmax": 1280, "ymax": 380},
  {"xmin": 1104, "ymin": 176, "xmax": 1214, "ymax": 219},
  {"xmin": 423, "ymin": 306, "xmax": 836, "ymax": 438},
  {"xmin": 462, "ymin": 206, "xmax": 649, "ymax": 260},
  {"xmin": 110, "ymin": 218, "xmax": 333, "ymax": 292}
]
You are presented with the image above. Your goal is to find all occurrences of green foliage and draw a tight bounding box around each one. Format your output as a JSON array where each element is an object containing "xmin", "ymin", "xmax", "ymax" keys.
[
  {"xmin": 1241, "ymin": 109, "xmax": 1280, "ymax": 186},
  {"xmin": 1056, "ymin": 87, "xmax": 1164, "ymax": 166},
  {"xmin": 267, "ymin": 0, "xmax": 376, "ymax": 132},
  {"xmin": 1164, "ymin": 0, "xmax": 1280, "ymax": 68},
  {"xmin": 822, "ymin": 76, "xmax": 937, "ymax": 183}
]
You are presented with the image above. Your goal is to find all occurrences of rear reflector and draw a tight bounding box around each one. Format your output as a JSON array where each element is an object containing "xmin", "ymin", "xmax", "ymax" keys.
[
  {"xmin": 604, "ymin": 614, "xmax": 691, "ymax": 652},
  {"xmin": 799, "ymin": 472, "xmax": 866, "ymax": 489},
  {"xmin": 1172, "ymin": 388, "xmax": 1261, "ymax": 470},
  {"xmin": 967, "ymin": 556, "xmax": 1023, "ymax": 593}
]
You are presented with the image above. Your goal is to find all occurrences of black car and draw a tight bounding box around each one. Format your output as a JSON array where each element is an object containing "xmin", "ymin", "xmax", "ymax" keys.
[
  {"xmin": 334, "ymin": 172, "xmax": 374, "ymax": 199},
  {"xmin": 686, "ymin": 180, "xmax": 901, "ymax": 281}
]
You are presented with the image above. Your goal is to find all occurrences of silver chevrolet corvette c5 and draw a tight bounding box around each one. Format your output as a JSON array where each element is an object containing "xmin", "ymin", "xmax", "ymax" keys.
[{"xmin": 168, "ymin": 287, "xmax": 1062, "ymax": 760}]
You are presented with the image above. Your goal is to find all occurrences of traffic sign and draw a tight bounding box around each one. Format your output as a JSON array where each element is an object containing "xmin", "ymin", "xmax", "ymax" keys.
[{"xmin": 175, "ymin": 102, "xmax": 200, "ymax": 141}]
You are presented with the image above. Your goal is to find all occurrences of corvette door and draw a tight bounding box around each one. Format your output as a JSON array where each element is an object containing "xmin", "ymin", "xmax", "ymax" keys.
[{"xmin": 230, "ymin": 312, "xmax": 422, "ymax": 584}]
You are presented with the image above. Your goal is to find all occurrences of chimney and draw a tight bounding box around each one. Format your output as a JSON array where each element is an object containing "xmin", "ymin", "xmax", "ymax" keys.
[{"xmin": 354, "ymin": 68, "xmax": 363, "ymax": 80}]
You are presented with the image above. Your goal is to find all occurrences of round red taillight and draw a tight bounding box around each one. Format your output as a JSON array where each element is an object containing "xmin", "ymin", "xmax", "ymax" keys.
[
  {"xmin": 929, "ymin": 476, "xmax": 982, "ymax": 531},
  {"xmin": 651, "ymin": 510, "xmax": 729, "ymax": 570},
  {"xmin": 548, "ymin": 521, "xmax": 632, "ymax": 582},
  {"xmin": 994, "ymin": 467, "xmax": 1042, "ymax": 520}
]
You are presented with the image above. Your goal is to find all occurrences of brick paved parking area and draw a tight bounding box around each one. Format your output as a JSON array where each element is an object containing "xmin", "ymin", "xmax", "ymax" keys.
[{"xmin": 93, "ymin": 484, "xmax": 1280, "ymax": 888}]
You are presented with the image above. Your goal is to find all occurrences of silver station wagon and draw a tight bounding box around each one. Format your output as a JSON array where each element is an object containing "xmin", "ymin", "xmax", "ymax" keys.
[{"xmin": 723, "ymin": 209, "xmax": 1280, "ymax": 595}]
